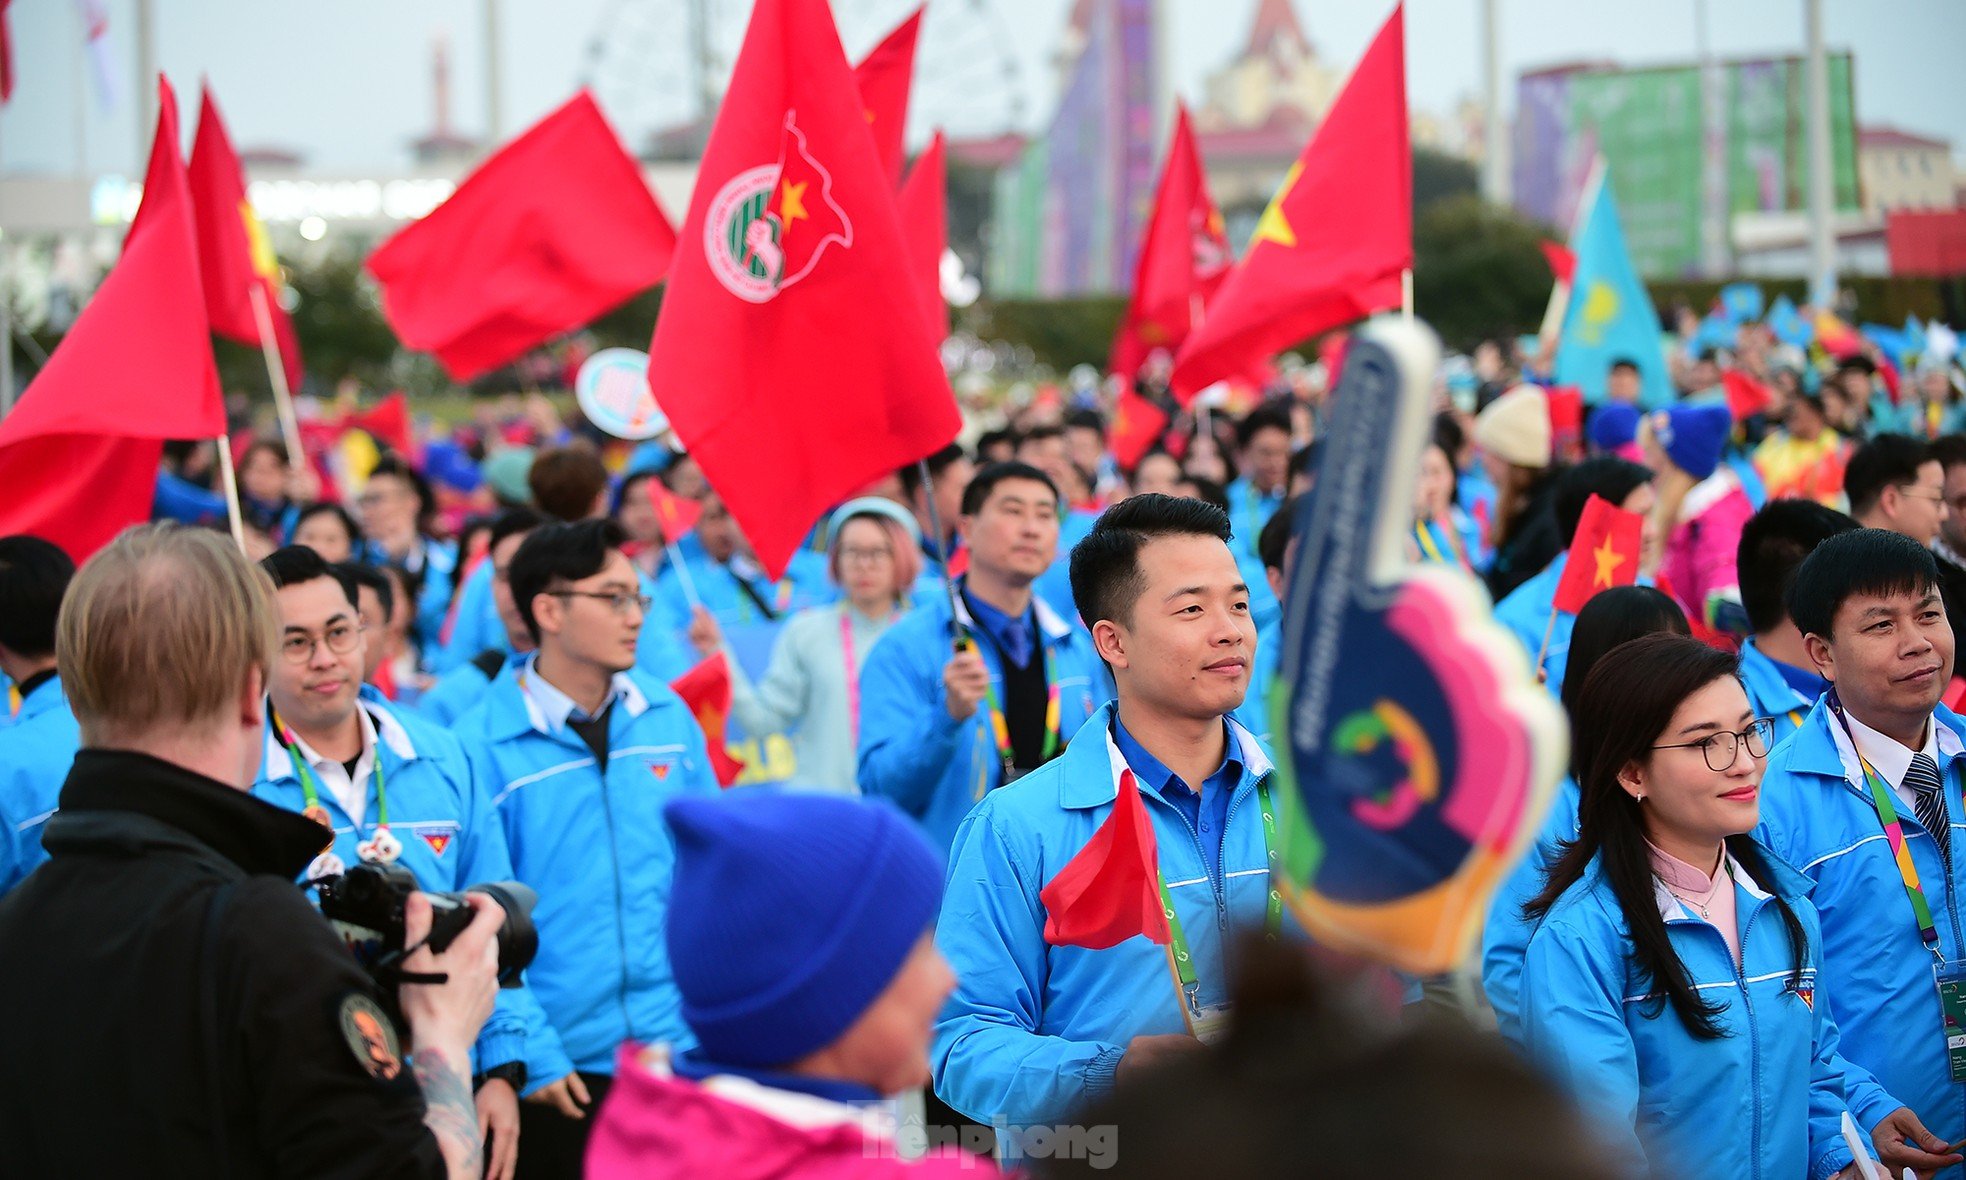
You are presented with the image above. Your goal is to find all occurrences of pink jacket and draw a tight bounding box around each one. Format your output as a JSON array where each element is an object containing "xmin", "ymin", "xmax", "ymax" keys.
[
  {"xmin": 586, "ymin": 1045, "xmax": 999, "ymax": 1180},
  {"xmin": 1661, "ymin": 469, "xmax": 1754, "ymax": 626}
]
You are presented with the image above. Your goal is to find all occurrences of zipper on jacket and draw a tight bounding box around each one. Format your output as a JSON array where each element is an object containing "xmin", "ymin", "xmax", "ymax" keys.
[
  {"xmin": 1732, "ymin": 902, "xmax": 1765, "ymax": 1180},
  {"xmin": 596, "ymin": 759, "xmax": 634, "ymax": 1039}
]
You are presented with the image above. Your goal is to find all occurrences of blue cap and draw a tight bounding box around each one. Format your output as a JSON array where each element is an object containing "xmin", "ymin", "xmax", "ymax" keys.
[
  {"xmin": 1587, "ymin": 404, "xmax": 1642, "ymax": 453},
  {"xmin": 1650, "ymin": 404, "xmax": 1733, "ymax": 481},
  {"xmin": 664, "ymin": 791, "xmax": 945, "ymax": 1067}
]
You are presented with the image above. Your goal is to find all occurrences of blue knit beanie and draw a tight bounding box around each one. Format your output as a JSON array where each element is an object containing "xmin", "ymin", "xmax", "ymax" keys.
[
  {"xmin": 1650, "ymin": 404, "xmax": 1732, "ymax": 481},
  {"xmin": 1587, "ymin": 403, "xmax": 1642, "ymax": 453},
  {"xmin": 664, "ymin": 792, "xmax": 945, "ymax": 1068}
]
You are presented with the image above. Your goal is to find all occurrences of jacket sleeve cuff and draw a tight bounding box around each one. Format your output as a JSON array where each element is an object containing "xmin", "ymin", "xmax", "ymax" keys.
[
  {"xmin": 1856, "ymin": 1089, "xmax": 1905, "ymax": 1142},
  {"xmin": 474, "ymin": 1028, "xmax": 525, "ymax": 1074},
  {"xmin": 1081, "ymin": 1044, "xmax": 1127, "ymax": 1101},
  {"xmin": 1809, "ymin": 1141, "xmax": 1855, "ymax": 1180},
  {"xmin": 522, "ymin": 1036, "xmax": 577, "ymax": 1099}
]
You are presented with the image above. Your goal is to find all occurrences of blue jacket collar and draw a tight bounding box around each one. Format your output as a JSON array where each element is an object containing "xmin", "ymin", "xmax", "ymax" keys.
[
  {"xmin": 1058, "ymin": 701, "xmax": 1273, "ymax": 810},
  {"xmin": 1785, "ymin": 695, "xmax": 1966, "ymax": 795},
  {"xmin": 261, "ymin": 693, "xmax": 419, "ymax": 784},
  {"xmin": 479, "ymin": 659, "xmax": 670, "ymax": 743},
  {"xmin": 951, "ymin": 576, "xmax": 1075, "ymax": 644}
]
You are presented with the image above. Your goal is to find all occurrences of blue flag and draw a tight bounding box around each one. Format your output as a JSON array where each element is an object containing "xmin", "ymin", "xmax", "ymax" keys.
[
  {"xmin": 1720, "ymin": 282, "xmax": 1765, "ymax": 324},
  {"xmin": 1907, "ymin": 314, "xmax": 1927, "ymax": 357},
  {"xmin": 1693, "ymin": 309, "xmax": 1736, "ymax": 356},
  {"xmin": 1553, "ymin": 176, "xmax": 1671, "ymax": 408},
  {"xmin": 1768, "ymin": 294, "xmax": 1813, "ymax": 347},
  {"xmin": 1862, "ymin": 323, "xmax": 1912, "ymax": 368}
]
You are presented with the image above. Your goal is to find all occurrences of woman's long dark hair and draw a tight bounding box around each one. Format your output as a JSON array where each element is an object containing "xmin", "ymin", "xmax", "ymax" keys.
[{"xmin": 1527, "ymin": 634, "xmax": 1808, "ymax": 1039}]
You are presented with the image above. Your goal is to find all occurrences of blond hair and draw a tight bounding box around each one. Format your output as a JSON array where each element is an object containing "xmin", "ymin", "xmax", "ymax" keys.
[{"xmin": 58, "ymin": 523, "xmax": 279, "ymax": 746}]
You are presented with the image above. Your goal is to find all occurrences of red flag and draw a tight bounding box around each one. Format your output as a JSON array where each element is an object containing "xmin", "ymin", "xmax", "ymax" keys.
[
  {"xmin": 1722, "ymin": 368, "xmax": 1774, "ymax": 422},
  {"xmin": 852, "ymin": 6, "xmax": 921, "ymax": 185},
  {"xmin": 0, "ymin": 78, "xmax": 223, "ymax": 560},
  {"xmin": 670, "ymin": 652, "xmax": 747, "ymax": 787},
  {"xmin": 646, "ymin": 0, "xmax": 960, "ymax": 580},
  {"xmin": 367, "ymin": 92, "xmax": 677, "ymax": 383},
  {"xmin": 1110, "ymin": 387, "xmax": 1170, "ymax": 471},
  {"xmin": 896, "ymin": 130, "xmax": 948, "ymax": 339},
  {"xmin": 1110, "ymin": 103, "xmax": 1231, "ymax": 381},
  {"xmin": 1170, "ymin": 4, "xmax": 1410, "ymax": 400},
  {"xmin": 343, "ymin": 392, "xmax": 413, "ymax": 459},
  {"xmin": 188, "ymin": 84, "xmax": 302, "ymax": 391},
  {"xmin": 1040, "ymin": 771, "xmax": 1171, "ymax": 949},
  {"xmin": 1546, "ymin": 385, "xmax": 1584, "ymax": 463},
  {"xmin": 1550, "ymin": 494, "xmax": 1644, "ymax": 615},
  {"xmin": 649, "ymin": 481, "xmax": 702, "ymax": 540},
  {"xmin": 0, "ymin": 0, "xmax": 15, "ymax": 103},
  {"xmin": 1538, "ymin": 239, "xmax": 1576, "ymax": 284}
]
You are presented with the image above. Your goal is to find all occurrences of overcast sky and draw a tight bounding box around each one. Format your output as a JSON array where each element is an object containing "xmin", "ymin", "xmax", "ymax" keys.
[{"xmin": 2, "ymin": 0, "xmax": 1962, "ymax": 178}]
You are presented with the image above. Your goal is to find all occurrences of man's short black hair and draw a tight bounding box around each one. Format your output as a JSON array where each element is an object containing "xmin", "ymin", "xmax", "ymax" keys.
[
  {"xmin": 1737, "ymin": 501, "xmax": 1859, "ymax": 635},
  {"xmin": 961, "ymin": 461, "xmax": 1060, "ymax": 516},
  {"xmin": 1787, "ymin": 528, "xmax": 1940, "ymax": 640},
  {"xmin": 1235, "ymin": 404, "xmax": 1292, "ymax": 451},
  {"xmin": 489, "ymin": 506, "xmax": 550, "ymax": 555},
  {"xmin": 508, "ymin": 519, "xmax": 628, "ymax": 643},
  {"xmin": 897, "ymin": 443, "xmax": 968, "ymax": 498},
  {"xmin": 260, "ymin": 546, "xmax": 358, "ymax": 611},
  {"xmin": 1064, "ymin": 408, "xmax": 1106, "ymax": 434},
  {"xmin": 1846, "ymin": 434, "xmax": 1935, "ymax": 519},
  {"xmin": 1258, "ymin": 496, "xmax": 1301, "ymax": 575},
  {"xmin": 334, "ymin": 561, "xmax": 395, "ymax": 621},
  {"xmin": 1609, "ymin": 357, "xmax": 1640, "ymax": 374},
  {"xmin": 366, "ymin": 454, "xmax": 436, "ymax": 526},
  {"xmin": 1930, "ymin": 434, "xmax": 1966, "ymax": 475},
  {"xmin": 1432, "ymin": 412, "xmax": 1466, "ymax": 458},
  {"xmin": 1554, "ymin": 457, "xmax": 1653, "ymax": 543},
  {"xmin": 292, "ymin": 501, "xmax": 362, "ymax": 549},
  {"xmin": 1070, "ymin": 494, "xmax": 1234, "ymax": 631},
  {"xmin": 1184, "ymin": 476, "xmax": 1230, "ymax": 513},
  {"xmin": 1019, "ymin": 424, "xmax": 1067, "ymax": 447},
  {"xmin": 0, "ymin": 535, "xmax": 76, "ymax": 658}
]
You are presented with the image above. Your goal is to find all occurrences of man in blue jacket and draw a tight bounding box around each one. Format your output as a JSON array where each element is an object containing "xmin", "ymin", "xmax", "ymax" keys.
[
  {"xmin": 455, "ymin": 519, "xmax": 719, "ymax": 1179},
  {"xmin": 0, "ymin": 536, "xmax": 78, "ymax": 893},
  {"xmin": 1737, "ymin": 501, "xmax": 1857, "ymax": 744},
  {"xmin": 251, "ymin": 546, "xmax": 569, "ymax": 1180},
  {"xmin": 933, "ymin": 493, "xmax": 1274, "ymax": 1140},
  {"xmin": 657, "ymin": 492, "xmax": 833, "ymax": 647},
  {"xmin": 858, "ymin": 462, "xmax": 1108, "ymax": 852},
  {"xmin": 417, "ymin": 509, "xmax": 545, "ymax": 727},
  {"xmin": 1757, "ymin": 529, "xmax": 1966, "ymax": 1175}
]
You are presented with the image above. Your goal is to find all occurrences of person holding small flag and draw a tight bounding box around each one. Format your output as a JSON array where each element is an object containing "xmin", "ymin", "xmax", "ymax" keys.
[
  {"xmin": 1494, "ymin": 458, "xmax": 1657, "ymax": 697},
  {"xmin": 659, "ymin": 491, "xmax": 835, "ymax": 644},
  {"xmin": 932, "ymin": 494, "xmax": 1274, "ymax": 1139},
  {"xmin": 252, "ymin": 546, "xmax": 570, "ymax": 1180},
  {"xmin": 454, "ymin": 519, "xmax": 720, "ymax": 1179},
  {"xmin": 856, "ymin": 462, "xmax": 1107, "ymax": 852}
]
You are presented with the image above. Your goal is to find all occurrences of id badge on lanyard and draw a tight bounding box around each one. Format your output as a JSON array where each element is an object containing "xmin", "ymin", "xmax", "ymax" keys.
[{"xmin": 1938, "ymin": 961, "xmax": 1966, "ymax": 1083}]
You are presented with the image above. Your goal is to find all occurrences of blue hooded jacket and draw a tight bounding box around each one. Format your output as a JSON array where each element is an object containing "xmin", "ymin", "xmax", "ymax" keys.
[{"xmin": 0, "ymin": 680, "xmax": 79, "ymax": 895}]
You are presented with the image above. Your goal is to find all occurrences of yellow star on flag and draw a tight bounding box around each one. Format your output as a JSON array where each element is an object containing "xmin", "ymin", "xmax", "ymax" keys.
[
  {"xmin": 1591, "ymin": 533, "xmax": 1627, "ymax": 589},
  {"xmin": 1251, "ymin": 162, "xmax": 1302, "ymax": 249},
  {"xmin": 777, "ymin": 178, "xmax": 809, "ymax": 228}
]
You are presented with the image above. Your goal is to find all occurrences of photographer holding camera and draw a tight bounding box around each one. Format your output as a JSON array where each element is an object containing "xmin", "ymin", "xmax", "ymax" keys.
[{"xmin": 0, "ymin": 524, "xmax": 502, "ymax": 1179}]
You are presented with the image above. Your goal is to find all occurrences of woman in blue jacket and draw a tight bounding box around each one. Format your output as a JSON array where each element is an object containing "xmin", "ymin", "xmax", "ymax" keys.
[{"xmin": 1518, "ymin": 634, "xmax": 1882, "ymax": 1180}]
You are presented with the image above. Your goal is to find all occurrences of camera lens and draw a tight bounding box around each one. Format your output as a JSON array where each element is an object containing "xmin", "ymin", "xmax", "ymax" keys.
[{"xmin": 466, "ymin": 881, "xmax": 538, "ymax": 984}]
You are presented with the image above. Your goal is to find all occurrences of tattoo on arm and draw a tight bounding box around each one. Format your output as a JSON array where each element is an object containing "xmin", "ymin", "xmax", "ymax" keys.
[{"xmin": 412, "ymin": 1046, "xmax": 484, "ymax": 1180}]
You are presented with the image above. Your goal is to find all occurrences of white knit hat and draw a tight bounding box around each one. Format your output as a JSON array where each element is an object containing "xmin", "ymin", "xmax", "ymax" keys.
[{"xmin": 1473, "ymin": 384, "xmax": 1553, "ymax": 469}]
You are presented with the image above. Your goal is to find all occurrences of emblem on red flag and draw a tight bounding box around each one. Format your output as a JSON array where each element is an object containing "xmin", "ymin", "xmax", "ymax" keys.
[{"xmin": 706, "ymin": 112, "xmax": 854, "ymax": 303}]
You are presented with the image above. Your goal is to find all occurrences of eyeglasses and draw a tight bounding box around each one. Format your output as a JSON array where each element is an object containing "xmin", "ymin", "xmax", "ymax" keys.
[
  {"xmin": 1652, "ymin": 718, "xmax": 1775, "ymax": 772},
  {"xmin": 281, "ymin": 622, "xmax": 363, "ymax": 664},
  {"xmin": 838, "ymin": 546, "xmax": 894, "ymax": 566},
  {"xmin": 1898, "ymin": 486, "xmax": 1947, "ymax": 505},
  {"xmin": 547, "ymin": 590, "xmax": 651, "ymax": 616}
]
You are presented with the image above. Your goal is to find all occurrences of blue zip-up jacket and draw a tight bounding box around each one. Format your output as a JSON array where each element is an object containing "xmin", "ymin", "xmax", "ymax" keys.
[
  {"xmin": 361, "ymin": 537, "xmax": 459, "ymax": 654},
  {"xmin": 1495, "ymin": 553, "xmax": 1655, "ymax": 699},
  {"xmin": 431, "ymin": 560, "xmax": 499, "ymax": 674},
  {"xmin": 857, "ymin": 581, "xmax": 1108, "ymax": 851},
  {"xmin": 3, "ymin": 674, "xmax": 64, "ymax": 731},
  {"xmin": 1739, "ymin": 638, "xmax": 1823, "ymax": 747},
  {"xmin": 252, "ymin": 690, "xmax": 568, "ymax": 1089},
  {"xmin": 1032, "ymin": 509, "xmax": 1100, "ymax": 624},
  {"xmin": 455, "ymin": 660, "xmax": 718, "ymax": 1077},
  {"xmin": 415, "ymin": 650, "xmax": 523, "ymax": 727},
  {"xmin": 0, "ymin": 681, "xmax": 78, "ymax": 895},
  {"xmin": 1517, "ymin": 844, "xmax": 1876, "ymax": 1180},
  {"xmin": 932, "ymin": 705, "xmax": 1277, "ymax": 1128},
  {"xmin": 1481, "ymin": 774, "xmax": 1580, "ymax": 1043},
  {"xmin": 1756, "ymin": 698, "xmax": 1966, "ymax": 1149}
]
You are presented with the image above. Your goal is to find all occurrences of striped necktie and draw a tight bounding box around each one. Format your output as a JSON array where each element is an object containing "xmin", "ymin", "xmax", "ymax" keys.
[{"xmin": 1906, "ymin": 752, "xmax": 1952, "ymax": 871}]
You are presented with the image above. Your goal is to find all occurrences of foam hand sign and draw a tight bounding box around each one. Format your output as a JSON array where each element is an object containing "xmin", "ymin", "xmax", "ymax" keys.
[{"xmin": 1271, "ymin": 317, "xmax": 1567, "ymax": 975}]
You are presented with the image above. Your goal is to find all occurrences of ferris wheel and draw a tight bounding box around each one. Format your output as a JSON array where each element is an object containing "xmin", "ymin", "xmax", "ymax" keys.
[{"xmin": 580, "ymin": 0, "xmax": 1030, "ymax": 155}]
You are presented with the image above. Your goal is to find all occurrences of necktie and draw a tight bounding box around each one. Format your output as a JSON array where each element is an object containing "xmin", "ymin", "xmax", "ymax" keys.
[{"xmin": 1906, "ymin": 752, "xmax": 1952, "ymax": 871}]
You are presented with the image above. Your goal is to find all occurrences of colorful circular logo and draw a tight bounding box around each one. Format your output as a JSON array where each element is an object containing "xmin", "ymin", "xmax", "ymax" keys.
[
  {"xmin": 1331, "ymin": 699, "xmax": 1439, "ymax": 830},
  {"xmin": 575, "ymin": 348, "xmax": 666, "ymax": 440},
  {"xmin": 704, "ymin": 164, "xmax": 783, "ymax": 305}
]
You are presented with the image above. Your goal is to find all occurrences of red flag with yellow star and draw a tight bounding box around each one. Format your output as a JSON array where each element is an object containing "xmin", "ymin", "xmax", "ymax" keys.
[
  {"xmin": 188, "ymin": 84, "xmax": 303, "ymax": 390},
  {"xmin": 670, "ymin": 652, "xmax": 747, "ymax": 787},
  {"xmin": 1551, "ymin": 494, "xmax": 1645, "ymax": 615},
  {"xmin": 1170, "ymin": 4, "xmax": 1409, "ymax": 401},
  {"xmin": 1110, "ymin": 102, "xmax": 1231, "ymax": 381}
]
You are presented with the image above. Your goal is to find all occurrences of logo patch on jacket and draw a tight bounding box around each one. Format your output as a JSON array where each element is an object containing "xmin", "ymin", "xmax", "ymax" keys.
[
  {"xmin": 649, "ymin": 761, "xmax": 672, "ymax": 781},
  {"xmin": 337, "ymin": 993, "xmax": 402, "ymax": 1081},
  {"xmin": 420, "ymin": 831, "xmax": 453, "ymax": 857}
]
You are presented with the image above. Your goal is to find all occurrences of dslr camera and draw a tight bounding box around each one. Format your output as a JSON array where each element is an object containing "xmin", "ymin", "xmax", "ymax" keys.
[{"xmin": 316, "ymin": 862, "xmax": 538, "ymax": 993}]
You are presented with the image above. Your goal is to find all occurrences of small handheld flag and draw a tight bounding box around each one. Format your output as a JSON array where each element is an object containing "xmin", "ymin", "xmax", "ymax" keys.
[
  {"xmin": 670, "ymin": 652, "xmax": 747, "ymax": 787},
  {"xmin": 1550, "ymin": 494, "xmax": 1645, "ymax": 616},
  {"xmin": 1039, "ymin": 769, "xmax": 1171, "ymax": 950}
]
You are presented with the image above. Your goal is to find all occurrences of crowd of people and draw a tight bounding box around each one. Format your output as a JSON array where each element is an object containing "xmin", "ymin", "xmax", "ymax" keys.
[{"xmin": 3, "ymin": 315, "xmax": 1966, "ymax": 1177}]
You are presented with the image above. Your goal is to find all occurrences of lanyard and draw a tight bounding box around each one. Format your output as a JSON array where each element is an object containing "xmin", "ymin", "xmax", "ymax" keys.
[
  {"xmin": 838, "ymin": 609, "xmax": 861, "ymax": 746},
  {"xmin": 1156, "ymin": 776, "xmax": 1282, "ymax": 1015},
  {"xmin": 974, "ymin": 639, "xmax": 1060, "ymax": 781},
  {"xmin": 1835, "ymin": 701, "xmax": 1944, "ymax": 958},
  {"xmin": 272, "ymin": 708, "xmax": 390, "ymax": 834}
]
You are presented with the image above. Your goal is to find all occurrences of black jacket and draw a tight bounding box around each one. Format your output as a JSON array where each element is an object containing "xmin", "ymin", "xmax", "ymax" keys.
[{"xmin": 0, "ymin": 749, "xmax": 446, "ymax": 1179}]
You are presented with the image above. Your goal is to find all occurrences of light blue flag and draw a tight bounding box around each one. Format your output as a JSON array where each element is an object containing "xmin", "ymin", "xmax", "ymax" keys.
[
  {"xmin": 1906, "ymin": 314, "xmax": 1927, "ymax": 359},
  {"xmin": 1862, "ymin": 323, "xmax": 1912, "ymax": 368},
  {"xmin": 1720, "ymin": 282, "xmax": 1765, "ymax": 324},
  {"xmin": 1553, "ymin": 173, "xmax": 1672, "ymax": 408},
  {"xmin": 1693, "ymin": 309, "xmax": 1736, "ymax": 356},
  {"xmin": 1768, "ymin": 294, "xmax": 1813, "ymax": 348}
]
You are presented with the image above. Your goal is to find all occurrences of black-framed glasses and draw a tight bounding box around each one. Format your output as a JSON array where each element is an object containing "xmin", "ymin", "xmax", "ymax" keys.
[
  {"xmin": 1652, "ymin": 717, "xmax": 1776, "ymax": 772},
  {"xmin": 280, "ymin": 622, "xmax": 363, "ymax": 664},
  {"xmin": 547, "ymin": 590, "xmax": 652, "ymax": 616}
]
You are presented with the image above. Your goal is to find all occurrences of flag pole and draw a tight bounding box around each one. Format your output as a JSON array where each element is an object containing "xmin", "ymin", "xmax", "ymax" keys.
[
  {"xmin": 248, "ymin": 284, "xmax": 305, "ymax": 467},
  {"xmin": 669, "ymin": 546, "xmax": 705, "ymax": 612},
  {"xmin": 214, "ymin": 433, "xmax": 247, "ymax": 552},
  {"xmin": 915, "ymin": 457, "xmax": 969, "ymax": 643},
  {"xmin": 1401, "ymin": 268, "xmax": 1414, "ymax": 323},
  {"xmin": 1533, "ymin": 607, "xmax": 1560, "ymax": 683}
]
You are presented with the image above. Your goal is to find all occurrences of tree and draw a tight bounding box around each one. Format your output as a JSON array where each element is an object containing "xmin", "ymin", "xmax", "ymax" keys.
[{"xmin": 1412, "ymin": 195, "xmax": 1556, "ymax": 353}]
